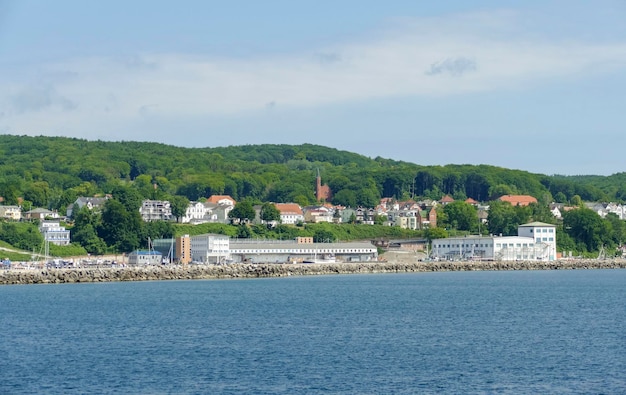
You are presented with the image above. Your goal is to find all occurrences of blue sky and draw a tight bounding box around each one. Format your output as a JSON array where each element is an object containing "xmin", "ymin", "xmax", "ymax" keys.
[{"xmin": 1, "ymin": 0, "xmax": 625, "ymax": 176}]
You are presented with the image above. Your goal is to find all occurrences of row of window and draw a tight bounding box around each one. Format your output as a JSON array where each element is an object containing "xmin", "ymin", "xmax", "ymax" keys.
[
  {"xmin": 536, "ymin": 237, "xmax": 554, "ymax": 242},
  {"xmin": 530, "ymin": 228, "xmax": 554, "ymax": 233},
  {"xmin": 230, "ymin": 249, "xmax": 373, "ymax": 253},
  {"xmin": 435, "ymin": 243, "xmax": 493, "ymax": 248},
  {"xmin": 497, "ymin": 243, "xmax": 535, "ymax": 248}
]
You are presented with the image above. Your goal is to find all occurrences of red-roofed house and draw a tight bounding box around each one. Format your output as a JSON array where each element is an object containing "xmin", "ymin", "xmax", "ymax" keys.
[
  {"xmin": 275, "ymin": 203, "xmax": 304, "ymax": 225},
  {"xmin": 440, "ymin": 195, "xmax": 455, "ymax": 205},
  {"xmin": 465, "ymin": 197, "xmax": 478, "ymax": 206},
  {"xmin": 498, "ymin": 195, "xmax": 538, "ymax": 207},
  {"xmin": 206, "ymin": 195, "xmax": 236, "ymax": 206}
]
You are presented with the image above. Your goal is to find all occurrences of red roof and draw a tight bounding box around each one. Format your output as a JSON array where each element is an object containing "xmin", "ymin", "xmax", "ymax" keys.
[
  {"xmin": 275, "ymin": 203, "xmax": 303, "ymax": 215},
  {"xmin": 498, "ymin": 195, "xmax": 537, "ymax": 206},
  {"xmin": 206, "ymin": 195, "xmax": 236, "ymax": 204},
  {"xmin": 440, "ymin": 195, "xmax": 454, "ymax": 203}
]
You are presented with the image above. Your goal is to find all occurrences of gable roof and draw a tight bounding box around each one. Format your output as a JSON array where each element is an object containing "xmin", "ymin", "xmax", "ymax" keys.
[
  {"xmin": 498, "ymin": 195, "xmax": 538, "ymax": 206},
  {"xmin": 206, "ymin": 195, "xmax": 236, "ymax": 205},
  {"xmin": 275, "ymin": 203, "xmax": 303, "ymax": 215},
  {"xmin": 440, "ymin": 195, "xmax": 455, "ymax": 203}
]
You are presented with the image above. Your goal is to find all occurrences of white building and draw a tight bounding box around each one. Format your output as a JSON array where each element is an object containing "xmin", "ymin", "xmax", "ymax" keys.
[
  {"xmin": 128, "ymin": 250, "xmax": 162, "ymax": 265},
  {"xmin": 181, "ymin": 201, "xmax": 209, "ymax": 223},
  {"xmin": 431, "ymin": 222, "xmax": 557, "ymax": 261},
  {"xmin": 39, "ymin": 220, "xmax": 71, "ymax": 246},
  {"xmin": 140, "ymin": 200, "xmax": 172, "ymax": 222},
  {"xmin": 0, "ymin": 205, "xmax": 21, "ymax": 221},
  {"xmin": 275, "ymin": 203, "xmax": 304, "ymax": 225},
  {"xmin": 190, "ymin": 234, "xmax": 230, "ymax": 264}
]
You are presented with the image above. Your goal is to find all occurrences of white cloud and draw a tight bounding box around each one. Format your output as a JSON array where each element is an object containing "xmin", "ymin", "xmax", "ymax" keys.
[{"xmin": 1, "ymin": 10, "xmax": 626, "ymax": 135}]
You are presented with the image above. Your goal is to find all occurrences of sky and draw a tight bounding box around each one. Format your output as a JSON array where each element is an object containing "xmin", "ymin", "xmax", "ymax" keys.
[{"xmin": 1, "ymin": 0, "xmax": 625, "ymax": 176}]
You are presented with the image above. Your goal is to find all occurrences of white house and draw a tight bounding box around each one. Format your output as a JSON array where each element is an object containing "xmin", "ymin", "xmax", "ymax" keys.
[
  {"xmin": 140, "ymin": 200, "xmax": 172, "ymax": 222},
  {"xmin": 39, "ymin": 220, "xmax": 71, "ymax": 246},
  {"xmin": 0, "ymin": 205, "xmax": 21, "ymax": 221},
  {"xmin": 181, "ymin": 201, "xmax": 209, "ymax": 223},
  {"xmin": 275, "ymin": 203, "xmax": 304, "ymax": 225}
]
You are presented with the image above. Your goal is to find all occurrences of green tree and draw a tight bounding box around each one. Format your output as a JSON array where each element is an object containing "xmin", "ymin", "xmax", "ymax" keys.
[
  {"xmin": 333, "ymin": 189, "xmax": 357, "ymax": 208},
  {"xmin": 562, "ymin": 208, "xmax": 607, "ymax": 252},
  {"xmin": 72, "ymin": 224, "xmax": 107, "ymax": 255},
  {"xmin": 170, "ymin": 195, "xmax": 190, "ymax": 223},
  {"xmin": 111, "ymin": 185, "xmax": 144, "ymax": 213},
  {"xmin": 260, "ymin": 202, "xmax": 281, "ymax": 224},
  {"xmin": 99, "ymin": 199, "xmax": 142, "ymax": 252},
  {"xmin": 554, "ymin": 192, "xmax": 567, "ymax": 203},
  {"xmin": 236, "ymin": 224, "xmax": 252, "ymax": 238},
  {"xmin": 443, "ymin": 201, "xmax": 478, "ymax": 232},
  {"xmin": 228, "ymin": 200, "xmax": 256, "ymax": 223},
  {"xmin": 313, "ymin": 228, "xmax": 336, "ymax": 243},
  {"xmin": 424, "ymin": 227, "xmax": 448, "ymax": 241},
  {"xmin": 487, "ymin": 200, "xmax": 519, "ymax": 236}
]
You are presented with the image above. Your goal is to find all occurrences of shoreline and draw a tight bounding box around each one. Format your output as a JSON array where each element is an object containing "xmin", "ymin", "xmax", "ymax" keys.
[{"xmin": 1, "ymin": 259, "xmax": 626, "ymax": 285}]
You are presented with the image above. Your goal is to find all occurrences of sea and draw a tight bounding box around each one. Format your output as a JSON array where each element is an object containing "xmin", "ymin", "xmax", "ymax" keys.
[{"xmin": 1, "ymin": 269, "xmax": 625, "ymax": 394}]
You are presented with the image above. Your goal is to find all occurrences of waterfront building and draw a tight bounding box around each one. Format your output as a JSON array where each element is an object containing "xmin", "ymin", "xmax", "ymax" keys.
[
  {"xmin": 431, "ymin": 222, "xmax": 557, "ymax": 261},
  {"xmin": 152, "ymin": 235, "xmax": 378, "ymax": 264},
  {"xmin": 189, "ymin": 234, "xmax": 230, "ymax": 264},
  {"xmin": 128, "ymin": 250, "xmax": 162, "ymax": 265},
  {"xmin": 229, "ymin": 239, "xmax": 378, "ymax": 263}
]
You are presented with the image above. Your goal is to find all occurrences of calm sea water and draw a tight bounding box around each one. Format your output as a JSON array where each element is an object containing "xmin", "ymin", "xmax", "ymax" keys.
[{"xmin": 1, "ymin": 270, "xmax": 625, "ymax": 394}]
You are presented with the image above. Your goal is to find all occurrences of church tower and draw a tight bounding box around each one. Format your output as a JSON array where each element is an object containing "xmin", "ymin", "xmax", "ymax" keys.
[{"xmin": 315, "ymin": 169, "xmax": 332, "ymax": 202}]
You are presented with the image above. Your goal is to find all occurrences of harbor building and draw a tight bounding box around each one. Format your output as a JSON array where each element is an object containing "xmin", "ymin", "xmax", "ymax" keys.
[
  {"xmin": 431, "ymin": 222, "xmax": 557, "ymax": 261},
  {"xmin": 152, "ymin": 235, "xmax": 378, "ymax": 264}
]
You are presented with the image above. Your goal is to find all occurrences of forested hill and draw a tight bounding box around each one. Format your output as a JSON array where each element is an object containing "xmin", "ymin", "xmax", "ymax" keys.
[{"xmin": 0, "ymin": 134, "xmax": 622, "ymax": 213}]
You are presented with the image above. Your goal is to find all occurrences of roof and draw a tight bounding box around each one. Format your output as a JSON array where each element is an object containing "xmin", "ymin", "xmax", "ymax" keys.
[
  {"xmin": 497, "ymin": 195, "xmax": 538, "ymax": 206},
  {"xmin": 130, "ymin": 250, "xmax": 162, "ymax": 256},
  {"xmin": 26, "ymin": 208, "xmax": 54, "ymax": 214},
  {"xmin": 206, "ymin": 195, "xmax": 236, "ymax": 204},
  {"xmin": 440, "ymin": 195, "xmax": 455, "ymax": 203},
  {"xmin": 275, "ymin": 203, "xmax": 303, "ymax": 215},
  {"xmin": 519, "ymin": 221, "xmax": 556, "ymax": 227}
]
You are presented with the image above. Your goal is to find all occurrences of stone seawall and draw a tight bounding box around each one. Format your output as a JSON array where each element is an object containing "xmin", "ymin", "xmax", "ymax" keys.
[{"xmin": 1, "ymin": 259, "xmax": 626, "ymax": 285}]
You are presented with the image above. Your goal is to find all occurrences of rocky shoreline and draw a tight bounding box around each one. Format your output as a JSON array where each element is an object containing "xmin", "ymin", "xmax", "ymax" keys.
[{"xmin": 1, "ymin": 259, "xmax": 626, "ymax": 285}]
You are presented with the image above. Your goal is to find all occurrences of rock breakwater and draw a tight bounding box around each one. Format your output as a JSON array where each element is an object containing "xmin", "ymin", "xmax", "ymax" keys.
[{"xmin": 1, "ymin": 259, "xmax": 625, "ymax": 285}]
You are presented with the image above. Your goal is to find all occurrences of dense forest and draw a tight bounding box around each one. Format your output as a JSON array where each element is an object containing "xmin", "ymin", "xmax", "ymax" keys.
[
  {"xmin": 1, "ymin": 134, "xmax": 625, "ymax": 258},
  {"xmin": 1, "ymin": 134, "xmax": 624, "ymax": 213}
]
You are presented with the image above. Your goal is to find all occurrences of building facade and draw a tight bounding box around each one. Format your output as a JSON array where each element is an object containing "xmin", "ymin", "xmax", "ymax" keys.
[
  {"xmin": 431, "ymin": 222, "xmax": 557, "ymax": 261},
  {"xmin": 39, "ymin": 220, "xmax": 71, "ymax": 246},
  {"xmin": 189, "ymin": 234, "xmax": 230, "ymax": 264},
  {"xmin": 140, "ymin": 200, "xmax": 172, "ymax": 222}
]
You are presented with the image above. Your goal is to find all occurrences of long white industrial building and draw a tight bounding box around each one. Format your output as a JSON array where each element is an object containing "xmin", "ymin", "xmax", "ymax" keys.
[{"xmin": 431, "ymin": 222, "xmax": 557, "ymax": 261}]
